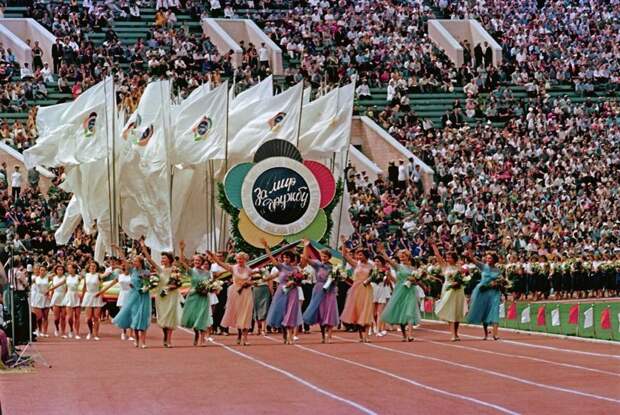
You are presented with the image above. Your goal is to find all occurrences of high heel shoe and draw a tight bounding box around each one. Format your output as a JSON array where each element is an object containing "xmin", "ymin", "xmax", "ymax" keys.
[
  {"xmin": 493, "ymin": 336, "xmax": 500, "ymax": 341},
  {"xmin": 407, "ymin": 337, "xmax": 414, "ymax": 342}
]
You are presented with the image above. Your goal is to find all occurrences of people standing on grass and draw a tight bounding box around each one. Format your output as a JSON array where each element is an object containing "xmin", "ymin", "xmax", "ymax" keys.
[
  {"xmin": 339, "ymin": 236, "xmax": 374, "ymax": 343},
  {"xmin": 112, "ymin": 244, "xmax": 153, "ymax": 349},
  {"xmin": 179, "ymin": 241, "xmax": 213, "ymax": 347},
  {"xmin": 431, "ymin": 241, "xmax": 466, "ymax": 342},
  {"xmin": 466, "ymin": 251, "xmax": 502, "ymax": 340},
  {"xmin": 263, "ymin": 240, "xmax": 304, "ymax": 345},
  {"xmin": 208, "ymin": 250, "xmax": 254, "ymax": 346},
  {"xmin": 301, "ymin": 239, "xmax": 340, "ymax": 344},
  {"xmin": 379, "ymin": 246, "xmax": 421, "ymax": 342},
  {"xmin": 81, "ymin": 261, "xmax": 105, "ymax": 341}
]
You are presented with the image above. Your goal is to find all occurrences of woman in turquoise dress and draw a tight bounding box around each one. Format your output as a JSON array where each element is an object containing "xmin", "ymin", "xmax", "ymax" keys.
[
  {"xmin": 112, "ymin": 244, "xmax": 152, "ymax": 349},
  {"xmin": 379, "ymin": 246, "xmax": 422, "ymax": 342},
  {"xmin": 466, "ymin": 251, "xmax": 502, "ymax": 340},
  {"xmin": 179, "ymin": 241, "xmax": 213, "ymax": 346}
]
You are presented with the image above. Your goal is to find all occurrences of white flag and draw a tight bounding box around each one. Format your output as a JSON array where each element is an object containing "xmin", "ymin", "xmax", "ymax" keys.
[
  {"xmin": 230, "ymin": 75, "xmax": 273, "ymax": 113},
  {"xmin": 551, "ymin": 307, "xmax": 561, "ymax": 327},
  {"xmin": 24, "ymin": 77, "xmax": 114, "ymax": 169},
  {"xmin": 583, "ymin": 306, "xmax": 594, "ymax": 329},
  {"xmin": 228, "ymin": 82, "xmax": 304, "ymax": 162},
  {"xmin": 521, "ymin": 305, "xmax": 531, "ymax": 324},
  {"xmin": 174, "ymin": 81, "xmax": 228, "ymax": 164},
  {"xmin": 303, "ymin": 86, "xmax": 312, "ymax": 104},
  {"xmin": 499, "ymin": 303, "xmax": 505, "ymax": 319}
]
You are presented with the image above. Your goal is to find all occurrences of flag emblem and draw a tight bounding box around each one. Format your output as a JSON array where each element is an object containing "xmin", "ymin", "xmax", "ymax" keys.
[
  {"xmin": 268, "ymin": 112, "xmax": 286, "ymax": 131},
  {"xmin": 82, "ymin": 112, "xmax": 97, "ymax": 137},
  {"xmin": 193, "ymin": 116, "xmax": 213, "ymax": 141},
  {"xmin": 136, "ymin": 125, "xmax": 154, "ymax": 146},
  {"xmin": 122, "ymin": 114, "xmax": 142, "ymax": 141}
]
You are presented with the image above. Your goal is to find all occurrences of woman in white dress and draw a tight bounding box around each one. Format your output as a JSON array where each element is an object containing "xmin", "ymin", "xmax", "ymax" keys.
[
  {"xmin": 61, "ymin": 263, "xmax": 83, "ymax": 339},
  {"xmin": 98, "ymin": 258, "xmax": 134, "ymax": 340},
  {"xmin": 48, "ymin": 264, "xmax": 67, "ymax": 337},
  {"xmin": 431, "ymin": 242, "xmax": 466, "ymax": 341},
  {"xmin": 81, "ymin": 261, "xmax": 104, "ymax": 340},
  {"xmin": 30, "ymin": 265, "xmax": 51, "ymax": 337},
  {"xmin": 371, "ymin": 255, "xmax": 393, "ymax": 337}
]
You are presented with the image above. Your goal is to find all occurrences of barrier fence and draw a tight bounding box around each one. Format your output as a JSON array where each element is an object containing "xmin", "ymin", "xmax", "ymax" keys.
[{"xmin": 420, "ymin": 299, "xmax": 620, "ymax": 341}]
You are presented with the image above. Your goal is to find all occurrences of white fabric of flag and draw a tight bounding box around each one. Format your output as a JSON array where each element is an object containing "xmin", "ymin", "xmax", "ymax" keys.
[
  {"xmin": 303, "ymin": 86, "xmax": 312, "ymax": 104},
  {"xmin": 229, "ymin": 75, "xmax": 273, "ymax": 113},
  {"xmin": 521, "ymin": 305, "xmax": 531, "ymax": 324},
  {"xmin": 54, "ymin": 195, "xmax": 82, "ymax": 245},
  {"xmin": 227, "ymin": 82, "xmax": 303, "ymax": 163},
  {"xmin": 24, "ymin": 77, "xmax": 114, "ymax": 169},
  {"xmin": 551, "ymin": 307, "xmax": 561, "ymax": 326},
  {"xmin": 499, "ymin": 303, "xmax": 505, "ymax": 319},
  {"xmin": 173, "ymin": 81, "xmax": 228, "ymax": 164},
  {"xmin": 583, "ymin": 306, "xmax": 594, "ymax": 328}
]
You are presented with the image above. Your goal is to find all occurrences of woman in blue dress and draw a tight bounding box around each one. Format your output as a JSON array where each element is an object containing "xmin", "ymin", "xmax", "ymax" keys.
[
  {"xmin": 466, "ymin": 251, "xmax": 502, "ymax": 340},
  {"xmin": 112, "ymin": 244, "xmax": 153, "ymax": 349},
  {"xmin": 262, "ymin": 239, "xmax": 303, "ymax": 345},
  {"xmin": 300, "ymin": 239, "xmax": 340, "ymax": 344}
]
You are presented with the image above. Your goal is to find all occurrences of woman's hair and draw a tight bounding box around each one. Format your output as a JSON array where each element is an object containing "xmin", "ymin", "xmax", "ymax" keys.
[
  {"xmin": 236, "ymin": 252, "xmax": 249, "ymax": 261},
  {"xmin": 87, "ymin": 260, "xmax": 99, "ymax": 272},
  {"xmin": 161, "ymin": 252, "xmax": 174, "ymax": 264},
  {"xmin": 320, "ymin": 249, "xmax": 332, "ymax": 260},
  {"xmin": 447, "ymin": 251, "xmax": 459, "ymax": 262},
  {"xmin": 374, "ymin": 255, "xmax": 387, "ymax": 266},
  {"xmin": 54, "ymin": 263, "xmax": 65, "ymax": 273},
  {"xmin": 282, "ymin": 251, "xmax": 296, "ymax": 262},
  {"xmin": 355, "ymin": 248, "xmax": 369, "ymax": 259}
]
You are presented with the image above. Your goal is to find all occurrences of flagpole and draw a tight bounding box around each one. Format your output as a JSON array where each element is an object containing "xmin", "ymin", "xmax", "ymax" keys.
[
  {"xmin": 161, "ymin": 80, "xmax": 174, "ymax": 254},
  {"xmin": 335, "ymin": 79, "xmax": 356, "ymax": 244},
  {"xmin": 296, "ymin": 83, "xmax": 304, "ymax": 148},
  {"xmin": 111, "ymin": 80, "xmax": 119, "ymax": 247},
  {"xmin": 219, "ymin": 80, "xmax": 231, "ymax": 251},
  {"xmin": 103, "ymin": 77, "xmax": 115, "ymax": 252}
]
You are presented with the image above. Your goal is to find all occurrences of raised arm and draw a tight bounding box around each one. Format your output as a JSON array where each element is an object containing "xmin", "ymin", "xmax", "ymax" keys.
[
  {"xmin": 140, "ymin": 240, "xmax": 160, "ymax": 271},
  {"xmin": 465, "ymin": 248, "xmax": 484, "ymax": 268},
  {"xmin": 96, "ymin": 276, "xmax": 118, "ymax": 297},
  {"xmin": 430, "ymin": 239, "xmax": 446, "ymax": 267},
  {"xmin": 111, "ymin": 244, "xmax": 127, "ymax": 262},
  {"xmin": 300, "ymin": 239, "xmax": 312, "ymax": 267},
  {"xmin": 206, "ymin": 251, "xmax": 233, "ymax": 273},
  {"xmin": 377, "ymin": 243, "xmax": 398, "ymax": 269},
  {"xmin": 177, "ymin": 240, "xmax": 190, "ymax": 270},
  {"xmin": 340, "ymin": 236, "xmax": 356, "ymax": 268},
  {"xmin": 260, "ymin": 238, "xmax": 279, "ymax": 266}
]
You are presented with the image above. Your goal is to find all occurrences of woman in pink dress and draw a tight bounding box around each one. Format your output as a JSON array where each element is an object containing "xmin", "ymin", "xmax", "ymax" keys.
[
  {"xmin": 208, "ymin": 251, "xmax": 254, "ymax": 346},
  {"xmin": 339, "ymin": 237, "xmax": 374, "ymax": 343}
]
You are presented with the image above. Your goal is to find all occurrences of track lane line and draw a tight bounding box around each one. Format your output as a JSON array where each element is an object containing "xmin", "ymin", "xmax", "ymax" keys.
[
  {"xmin": 384, "ymin": 332, "xmax": 620, "ymax": 377},
  {"xmin": 260, "ymin": 335, "xmax": 520, "ymax": 415},
  {"xmin": 178, "ymin": 328, "xmax": 377, "ymax": 415},
  {"xmin": 333, "ymin": 335, "xmax": 620, "ymax": 404}
]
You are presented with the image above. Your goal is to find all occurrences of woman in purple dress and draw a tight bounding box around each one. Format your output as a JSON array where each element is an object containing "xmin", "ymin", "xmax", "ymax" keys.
[
  {"xmin": 301, "ymin": 239, "xmax": 340, "ymax": 343},
  {"xmin": 262, "ymin": 239, "xmax": 303, "ymax": 345}
]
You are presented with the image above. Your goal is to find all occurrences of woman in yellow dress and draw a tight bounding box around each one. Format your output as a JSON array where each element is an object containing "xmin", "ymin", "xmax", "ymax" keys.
[
  {"xmin": 208, "ymin": 251, "xmax": 255, "ymax": 346},
  {"xmin": 143, "ymin": 245, "xmax": 182, "ymax": 348},
  {"xmin": 339, "ymin": 237, "xmax": 374, "ymax": 343},
  {"xmin": 431, "ymin": 241, "xmax": 467, "ymax": 341}
]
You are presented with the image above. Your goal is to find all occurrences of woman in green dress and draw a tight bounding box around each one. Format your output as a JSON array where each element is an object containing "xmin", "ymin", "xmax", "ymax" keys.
[
  {"xmin": 179, "ymin": 241, "xmax": 213, "ymax": 346},
  {"xmin": 143, "ymin": 247, "xmax": 182, "ymax": 348},
  {"xmin": 379, "ymin": 245, "xmax": 422, "ymax": 342}
]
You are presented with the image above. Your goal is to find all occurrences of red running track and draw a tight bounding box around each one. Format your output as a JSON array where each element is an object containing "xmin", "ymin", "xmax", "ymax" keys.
[{"xmin": 1, "ymin": 320, "xmax": 619, "ymax": 415}]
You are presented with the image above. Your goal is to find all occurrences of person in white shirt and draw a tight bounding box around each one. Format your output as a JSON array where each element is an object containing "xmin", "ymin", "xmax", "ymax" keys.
[
  {"xmin": 11, "ymin": 166, "xmax": 22, "ymax": 200},
  {"xmin": 258, "ymin": 43, "xmax": 269, "ymax": 70},
  {"xmin": 41, "ymin": 62, "xmax": 54, "ymax": 83},
  {"xmin": 20, "ymin": 63, "xmax": 33, "ymax": 79},
  {"xmin": 397, "ymin": 160, "xmax": 407, "ymax": 190}
]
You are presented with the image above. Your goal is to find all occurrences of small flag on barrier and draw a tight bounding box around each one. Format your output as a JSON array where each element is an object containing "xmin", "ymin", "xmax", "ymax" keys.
[
  {"xmin": 568, "ymin": 304, "xmax": 579, "ymax": 324},
  {"xmin": 521, "ymin": 305, "xmax": 531, "ymax": 324},
  {"xmin": 600, "ymin": 308, "xmax": 611, "ymax": 330},
  {"xmin": 424, "ymin": 299, "xmax": 434, "ymax": 313},
  {"xmin": 507, "ymin": 302, "xmax": 517, "ymax": 320},
  {"xmin": 536, "ymin": 306, "xmax": 545, "ymax": 326},
  {"xmin": 583, "ymin": 306, "xmax": 594, "ymax": 329},
  {"xmin": 499, "ymin": 303, "xmax": 505, "ymax": 319},
  {"xmin": 551, "ymin": 307, "xmax": 561, "ymax": 327}
]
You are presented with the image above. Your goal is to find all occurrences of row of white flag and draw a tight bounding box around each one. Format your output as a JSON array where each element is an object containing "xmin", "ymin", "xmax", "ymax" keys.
[{"xmin": 24, "ymin": 76, "xmax": 356, "ymax": 262}]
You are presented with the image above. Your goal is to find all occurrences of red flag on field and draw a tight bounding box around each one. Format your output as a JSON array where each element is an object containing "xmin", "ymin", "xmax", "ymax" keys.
[
  {"xmin": 536, "ymin": 306, "xmax": 546, "ymax": 326},
  {"xmin": 601, "ymin": 307, "xmax": 611, "ymax": 330},
  {"xmin": 568, "ymin": 304, "xmax": 579, "ymax": 324},
  {"xmin": 507, "ymin": 302, "xmax": 517, "ymax": 320},
  {"xmin": 424, "ymin": 299, "xmax": 434, "ymax": 313}
]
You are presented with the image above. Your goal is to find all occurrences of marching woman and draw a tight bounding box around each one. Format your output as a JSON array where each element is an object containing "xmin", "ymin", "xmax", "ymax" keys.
[
  {"xmin": 143, "ymin": 247, "xmax": 182, "ymax": 348},
  {"xmin": 431, "ymin": 241, "xmax": 466, "ymax": 341},
  {"xmin": 112, "ymin": 243, "xmax": 152, "ymax": 349},
  {"xmin": 253, "ymin": 267, "xmax": 272, "ymax": 337},
  {"xmin": 301, "ymin": 239, "xmax": 340, "ymax": 343},
  {"xmin": 30, "ymin": 265, "xmax": 50, "ymax": 337},
  {"xmin": 262, "ymin": 240, "xmax": 304, "ymax": 345},
  {"xmin": 339, "ymin": 236, "xmax": 374, "ymax": 343},
  {"xmin": 48, "ymin": 264, "xmax": 67, "ymax": 337},
  {"xmin": 466, "ymin": 251, "xmax": 502, "ymax": 340},
  {"xmin": 81, "ymin": 261, "xmax": 105, "ymax": 340},
  {"xmin": 179, "ymin": 241, "xmax": 213, "ymax": 346},
  {"xmin": 371, "ymin": 255, "xmax": 393, "ymax": 337},
  {"xmin": 208, "ymin": 250, "xmax": 254, "ymax": 346},
  {"xmin": 97, "ymin": 257, "xmax": 134, "ymax": 340},
  {"xmin": 379, "ymin": 245, "xmax": 421, "ymax": 342},
  {"xmin": 61, "ymin": 262, "xmax": 83, "ymax": 339}
]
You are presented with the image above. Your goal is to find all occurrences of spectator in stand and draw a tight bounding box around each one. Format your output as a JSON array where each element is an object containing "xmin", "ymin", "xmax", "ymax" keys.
[{"xmin": 11, "ymin": 166, "xmax": 22, "ymax": 201}]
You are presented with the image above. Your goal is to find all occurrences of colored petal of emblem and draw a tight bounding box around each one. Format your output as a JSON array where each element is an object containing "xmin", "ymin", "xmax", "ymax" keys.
[
  {"xmin": 224, "ymin": 163, "xmax": 254, "ymax": 209},
  {"xmin": 238, "ymin": 210, "xmax": 283, "ymax": 248},
  {"xmin": 303, "ymin": 160, "xmax": 336, "ymax": 208},
  {"xmin": 284, "ymin": 209, "xmax": 327, "ymax": 243}
]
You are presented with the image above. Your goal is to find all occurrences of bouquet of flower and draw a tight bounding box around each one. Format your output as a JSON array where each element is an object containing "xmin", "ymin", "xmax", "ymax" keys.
[
  {"xmin": 447, "ymin": 272, "xmax": 470, "ymax": 290},
  {"xmin": 323, "ymin": 264, "xmax": 348, "ymax": 291},
  {"xmin": 427, "ymin": 265, "xmax": 442, "ymax": 278},
  {"xmin": 282, "ymin": 271, "xmax": 305, "ymax": 293},
  {"xmin": 364, "ymin": 268, "xmax": 387, "ymax": 286},
  {"xmin": 160, "ymin": 270, "xmax": 183, "ymax": 297},
  {"xmin": 531, "ymin": 263, "xmax": 543, "ymax": 276},
  {"xmin": 196, "ymin": 279, "xmax": 224, "ymax": 296},
  {"xmin": 302, "ymin": 269, "xmax": 314, "ymax": 284},
  {"xmin": 142, "ymin": 274, "xmax": 160, "ymax": 293},
  {"xmin": 404, "ymin": 269, "xmax": 423, "ymax": 288}
]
